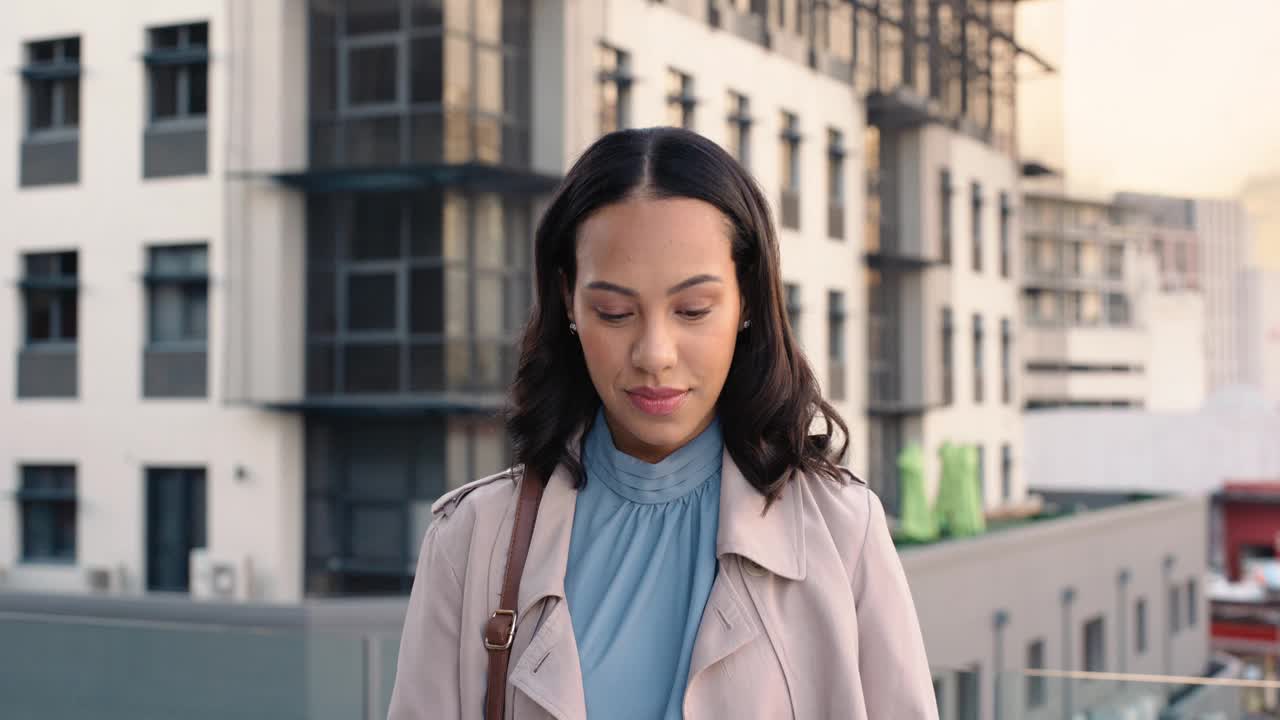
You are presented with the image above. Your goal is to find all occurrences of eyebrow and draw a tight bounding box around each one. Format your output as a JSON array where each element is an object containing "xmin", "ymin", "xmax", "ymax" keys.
[{"xmin": 584, "ymin": 274, "xmax": 723, "ymax": 297}]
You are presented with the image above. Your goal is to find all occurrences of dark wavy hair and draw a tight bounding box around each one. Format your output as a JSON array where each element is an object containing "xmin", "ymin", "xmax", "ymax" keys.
[{"xmin": 505, "ymin": 127, "xmax": 851, "ymax": 503}]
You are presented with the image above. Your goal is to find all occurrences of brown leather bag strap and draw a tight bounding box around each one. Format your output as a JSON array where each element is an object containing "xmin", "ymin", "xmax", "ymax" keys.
[{"xmin": 484, "ymin": 466, "xmax": 544, "ymax": 720}]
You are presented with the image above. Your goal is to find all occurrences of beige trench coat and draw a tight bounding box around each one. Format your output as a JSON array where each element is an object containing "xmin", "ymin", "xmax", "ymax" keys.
[{"xmin": 388, "ymin": 449, "xmax": 939, "ymax": 719}]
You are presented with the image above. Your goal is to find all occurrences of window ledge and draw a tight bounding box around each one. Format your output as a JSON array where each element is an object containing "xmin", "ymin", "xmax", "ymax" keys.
[
  {"xmin": 21, "ymin": 342, "xmax": 78, "ymax": 354},
  {"xmin": 23, "ymin": 130, "xmax": 80, "ymax": 145},
  {"xmin": 147, "ymin": 117, "xmax": 209, "ymax": 134}
]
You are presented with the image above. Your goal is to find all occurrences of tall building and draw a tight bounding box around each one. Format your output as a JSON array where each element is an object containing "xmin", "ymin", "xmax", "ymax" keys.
[
  {"xmin": 1, "ymin": 0, "xmax": 867, "ymax": 601},
  {"xmin": 859, "ymin": 0, "xmax": 1034, "ymax": 517}
]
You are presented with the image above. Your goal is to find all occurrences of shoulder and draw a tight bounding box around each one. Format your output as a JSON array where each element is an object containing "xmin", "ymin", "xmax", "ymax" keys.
[
  {"xmin": 423, "ymin": 467, "xmax": 523, "ymax": 568},
  {"xmin": 430, "ymin": 466, "xmax": 521, "ymax": 520},
  {"xmin": 796, "ymin": 468, "xmax": 888, "ymax": 577}
]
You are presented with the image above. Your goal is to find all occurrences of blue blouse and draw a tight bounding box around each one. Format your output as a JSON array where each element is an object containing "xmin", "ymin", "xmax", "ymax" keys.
[{"xmin": 564, "ymin": 409, "xmax": 723, "ymax": 719}]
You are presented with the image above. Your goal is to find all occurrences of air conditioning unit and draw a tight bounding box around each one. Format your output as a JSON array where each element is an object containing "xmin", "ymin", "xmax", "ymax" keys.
[{"xmin": 190, "ymin": 549, "xmax": 255, "ymax": 602}]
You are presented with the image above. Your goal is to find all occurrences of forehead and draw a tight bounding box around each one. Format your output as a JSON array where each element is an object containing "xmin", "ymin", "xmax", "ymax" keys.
[{"xmin": 575, "ymin": 197, "xmax": 734, "ymax": 282}]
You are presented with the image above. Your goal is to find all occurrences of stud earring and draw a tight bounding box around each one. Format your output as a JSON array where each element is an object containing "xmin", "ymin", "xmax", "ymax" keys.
[
  {"xmin": 569, "ymin": 322, "xmax": 577, "ymax": 335},
  {"xmin": 741, "ymin": 319, "xmax": 751, "ymax": 330}
]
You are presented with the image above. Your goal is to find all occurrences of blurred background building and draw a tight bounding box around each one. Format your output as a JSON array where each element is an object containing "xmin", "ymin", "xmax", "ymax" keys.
[{"xmin": 2, "ymin": 1, "xmax": 1275, "ymax": 719}]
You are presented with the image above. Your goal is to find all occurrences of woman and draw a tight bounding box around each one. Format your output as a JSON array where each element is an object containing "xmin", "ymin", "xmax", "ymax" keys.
[{"xmin": 388, "ymin": 127, "xmax": 938, "ymax": 719}]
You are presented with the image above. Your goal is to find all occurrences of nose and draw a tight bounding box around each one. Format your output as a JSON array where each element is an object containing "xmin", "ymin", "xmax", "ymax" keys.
[{"xmin": 631, "ymin": 315, "xmax": 678, "ymax": 376}]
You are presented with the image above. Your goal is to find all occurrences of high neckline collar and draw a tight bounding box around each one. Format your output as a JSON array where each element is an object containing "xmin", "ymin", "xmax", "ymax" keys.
[{"xmin": 584, "ymin": 408, "xmax": 723, "ymax": 504}]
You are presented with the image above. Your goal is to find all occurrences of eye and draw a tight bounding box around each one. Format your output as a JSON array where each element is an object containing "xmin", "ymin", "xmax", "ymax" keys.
[
  {"xmin": 678, "ymin": 308, "xmax": 712, "ymax": 320},
  {"xmin": 595, "ymin": 310, "xmax": 632, "ymax": 324}
]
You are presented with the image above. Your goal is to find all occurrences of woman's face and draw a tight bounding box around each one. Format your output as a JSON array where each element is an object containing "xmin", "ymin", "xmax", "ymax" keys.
[{"xmin": 568, "ymin": 196, "xmax": 743, "ymax": 463}]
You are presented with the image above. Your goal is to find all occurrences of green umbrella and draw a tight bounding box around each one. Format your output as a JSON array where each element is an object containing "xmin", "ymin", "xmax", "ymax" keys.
[{"xmin": 896, "ymin": 443, "xmax": 938, "ymax": 541}]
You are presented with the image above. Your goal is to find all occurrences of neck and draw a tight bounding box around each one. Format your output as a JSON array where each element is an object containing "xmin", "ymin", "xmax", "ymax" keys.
[{"xmin": 602, "ymin": 411, "xmax": 717, "ymax": 464}]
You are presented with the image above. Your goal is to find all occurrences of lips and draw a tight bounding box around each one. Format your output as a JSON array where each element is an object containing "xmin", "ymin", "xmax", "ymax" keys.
[{"xmin": 625, "ymin": 387, "xmax": 689, "ymax": 416}]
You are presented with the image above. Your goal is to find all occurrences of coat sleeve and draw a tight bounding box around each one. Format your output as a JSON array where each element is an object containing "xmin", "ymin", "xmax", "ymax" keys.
[
  {"xmin": 387, "ymin": 519, "xmax": 465, "ymax": 720},
  {"xmin": 851, "ymin": 489, "xmax": 940, "ymax": 720}
]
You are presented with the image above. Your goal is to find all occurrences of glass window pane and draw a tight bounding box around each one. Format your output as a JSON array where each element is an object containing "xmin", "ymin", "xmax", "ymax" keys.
[
  {"xmin": 347, "ymin": 273, "xmax": 398, "ymax": 332},
  {"xmin": 474, "ymin": 195, "xmax": 504, "ymax": 268},
  {"xmin": 410, "ymin": 342, "xmax": 445, "ymax": 391},
  {"xmin": 152, "ymin": 66, "xmax": 179, "ymax": 118},
  {"xmin": 189, "ymin": 64, "xmax": 208, "ymax": 116},
  {"xmin": 63, "ymin": 78, "xmax": 79, "ymax": 127},
  {"xmin": 476, "ymin": 0, "xmax": 502, "ymax": 44},
  {"xmin": 343, "ymin": 343, "xmax": 401, "ymax": 393},
  {"xmin": 152, "ymin": 26, "xmax": 181, "ymax": 50},
  {"xmin": 350, "ymin": 507, "xmax": 404, "ymax": 559},
  {"xmin": 476, "ymin": 47, "xmax": 502, "ymax": 114},
  {"xmin": 475, "ymin": 273, "xmax": 502, "ymax": 337},
  {"xmin": 474, "ymin": 115, "xmax": 501, "ymax": 164},
  {"xmin": 347, "ymin": 45, "xmax": 398, "ymax": 105},
  {"xmin": 445, "ymin": 267, "xmax": 469, "ymax": 337},
  {"xmin": 410, "ymin": 111, "xmax": 443, "ymax": 163},
  {"xmin": 307, "ymin": 343, "xmax": 336, "ymax": 393},
  {"xmin": 151, "ymin": 285, "xmax": 184, "ymax": 342},
  {"xmin": 410, "ymin": 267, "xmax": 444, "ymax": 334},
  {"xmin": 344, "ymin": 115, "xmax": 402, "ymax": 165},
  {"xmin": 444, "ymin": 35, "xmax": 471, "ymax": 108},
  {"xmin": 185, "ymin": 286, "xmax": 208, "ymax": 340},
  {"xmin": 350, "ymin": 194, "xmax": 403, "ymax": 260},
  {"xmin": 30, "ymin": 41, "xmax": 56, "ymax": 63},
  {"xmin": 309, "ymin": 270, "xmax": 338, "ymax": 334},
  {"xmin": 443, "ymin": 108, "xmax": 471, "ymax": 162},
  {"xmin": 25, "ymin": 290, "xmax": 54, "ymax": 342},
  {"xmin": 30, "ymin": 80, "xmax": 54, "ymax": 130},
  {"xmin": 503, "ymin": 52, "xmax": 528, "ymax": 123},
  {"xmin": 58, "ymin": 289, "xmax": 77, "ymax": 340},
  {"xmin": 410, "ymin": 36, "xmax": 443, "ymax": 103},
  {"xmin": 410, "ymin": 193, "xmax": 443, "ymax": 258},
  {"xmin": 412, "ymin": 0, "xmax": 445, "ymax": 27},
  {"xmin": 345, "ymin": 0, "xmax": 401, "ymax": 35},
  {"xmin": 189, "ymin": 23, "xmax": 208, "ymax": 48},
  {"xmin": 346, "ymin": 428, "xmax": 409, "ymax": 501}
]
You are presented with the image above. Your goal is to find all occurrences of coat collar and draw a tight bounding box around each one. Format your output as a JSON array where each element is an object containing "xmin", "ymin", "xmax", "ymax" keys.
[{"xmin": 512, "ymin": 440, "xmax": 808, "ymax": 614}]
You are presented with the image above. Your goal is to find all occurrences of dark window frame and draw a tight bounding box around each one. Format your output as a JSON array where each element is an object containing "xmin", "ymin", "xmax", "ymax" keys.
[
  {"xmin": 1136, "ymin": 597, "xmax": 1148, "ymax": 653},
  {"xmin": 1001, "ymin": 443, "xmax": 1012, "ymax": 502},
  {"xmin": 665, "ymin": 67, "xmax": 696, "ymax": 130},
  {"xmin": 779, "ymin": 110, "xmax": 802, "ymax": 230},
  {"xmin": 827, "ymin": 290, "xmax": 846, "ymax": 401},
  {"xmin": 146, "ymin": 243, "xmax": 210, "ymax": 348},
  {"xmin": 21, "ymin": 251, "xmax": 79, "ymax": 347},
  {"xmin": 1084, "ymin": 616, "xmax": 1106, "ymax": 673},
  {"xmin": 999, "ymin": 191, "xmax": 1011, "ymax": 278},
  {"xmin": 940, "ymin": 169, "xmax": 953, "ymax": 264},
  {"xmin": 726, "ymin": 90, "xmax": 753, "ymax": 167},
  {"xmin": 1000, "ymin": 316, "xmax": 1012, "ymax": 404},
  {"xmin": 1187, "ymin": 579, "xmax": 1197, "ymax": 627},
  {"xmin": 971, "ymin": 181, "xmax": 984, "ymax": 272},
  {"xmin": 972, "ymin": 313, "xmax": 984, "ymax": 403},
  {"xmin": 827, "ymin": 127, "xmax": 846, "ymax": 240},
  {"xmin": 1026, "ymin": 639, "xmax": 1046, "ymax": 708},
  {"xmin": 784, "ymin": 282, "xmax": 803, "ymax": 343},
  {"xmin": 941, "ymin": 306, "xmax": 954, "ymax": 405},
  {"xmin": 598, "ymin": 43, "xmax": 633, "ymax": 134},
  {"xmin": 19, "ymin": 464, "xmax": 77, "ymax": 563},
  {"xmin": 23, "ymin": 36, "xmax": 82, "ymax": 139},
  {"xmin": 145, "ymin": 22, "xmax": 211, "ymax": 126}
]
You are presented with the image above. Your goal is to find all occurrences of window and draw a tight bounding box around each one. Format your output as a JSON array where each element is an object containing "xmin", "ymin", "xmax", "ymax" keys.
[
  {"xmin": 22, "ymin": 251, "xmax": 78, "ymax": 346},
  {"xmin": 145, "ymin": 22, "xmax": 210, "ymax": 177},
  {"xmin": 827, "ymin": 291, "xmax": 846, "ymax": 400},
  {"xmin": 971, "ymin": 182, "xmax": 984, "ymax": 272},
  {"xmin": 1026, "ymin": 639, "xmax": 1046, "ymax": 708},
  {"xmin": 19, "ymin": 465, "xmax": 77, "ymax": 562},
  {"xmin": 145, "ymin": 245, "xmax": 209, "ymax": 398},
  {"xmin": 973, "ymin": 314, "xmax": 984, "ymax": 403},
  {"xmin": 827, "ymin": 129, "xmax": 846, "ymax": 239},
  {"xmin": 1001, "ymin": 444, "xmax": 1013, "ymax": 502},
  {"xmin": 1106, "ymin": 293, "xmax": 1131, "ymax": 326},
  {"xmin": 1187, "ymin": 580, "xmax": 1197, "ymax": 628},
  {"xmin": 941, "ymin": 307, "xmax": 954, "ymax": 405},
  {"xmin": 779, "ymin": 111, "xmax": 802, "ymax": 230},
  {"xmin": 976, "ymin": 445, "xmax": 986, "ymax": 504},
  {"xmin": 1000, "ymin": 317, "xmax": 1012, "ymax": 404},
  {"xmin": 999, "ymin": 192, "xmax": 1011, "ymax": 278},
  {"xmin": 148, "ymin": 245, "xmax": 209, "ymax": 345},
  {"xmin": 21, "ymin": 36, "xmax": 81, "ymax": 186},
  {"xmin": 309, "ymin": 1, "xmax": 533, "ymax": 168},
  {"xmin": 147, "ymin": 23, "xmax": 209, "ymax": 122},
  {"xmin": 307, "ymin": 192, "xmax": 533, "ymax": 396},
  {"xmin": 1105, "ymin": 245, "xmax": 1125, "ymax": 279},
  {"xmin": 1170, "ymin": 585, "xmax": 1181, "ymax": 634},
  {"xmin": 665, "ymin": 68, "xmax": 695, "ymax": 130},
  {"xmin": 940, "ymin": 170, "xmax": 953, "ymax": 263},
  {"xmin": 1084, "ymin": 617, "xmax": 1105, "ymax": 672},
  {"xmin": 598, "ymin": 44, "xmax": 631, "ymax": 134},
  {"xmin": 1136, "ymin": 597, "xmax": 1148, "ymax": 653},
  {"xmin": 785, "ymin": 283, "xmax": 803, "ymax": 343},
  {"xmin": 956, "ymin": 666, "xmax": 980, "ymax": 720},
  {"xmin": 24, "ymin": 37, "xmax": 80, "ymax": 134},
  {"xmin": 726, "ymin": 91, "xmax": 752, "ymax": 167}
]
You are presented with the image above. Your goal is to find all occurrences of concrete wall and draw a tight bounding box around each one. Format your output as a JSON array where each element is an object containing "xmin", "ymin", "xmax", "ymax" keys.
[
  {"xmin": 1147, "ymin": 290, "xmax": 1208, "ymax": 412},
  {"xmin": 0, "ymin": 0, "xmax": 306, "ymax": 602},
  {"xmin": 906, "ymin": 496, "xmax": 1210, "ymax": 720}
]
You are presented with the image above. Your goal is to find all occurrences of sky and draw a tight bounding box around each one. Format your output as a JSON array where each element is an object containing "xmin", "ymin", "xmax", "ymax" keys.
[{"xmin": 1016, "ymin": 0, "xmax": 1280, "ymax": 200}]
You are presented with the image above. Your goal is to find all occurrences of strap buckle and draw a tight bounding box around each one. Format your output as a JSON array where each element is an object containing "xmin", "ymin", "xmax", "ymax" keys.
[{"xmin": 484, "ymin": 609, "xmax": 517, "ymax": 651}]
